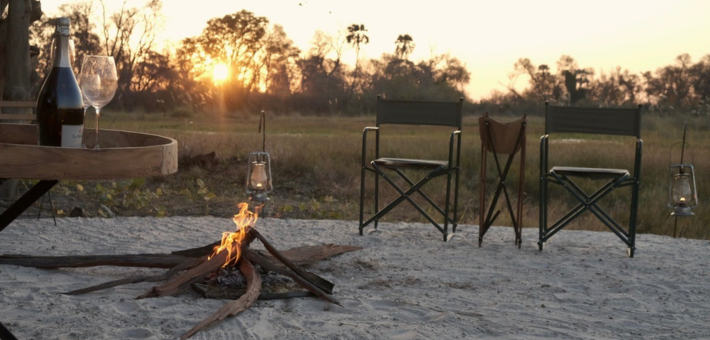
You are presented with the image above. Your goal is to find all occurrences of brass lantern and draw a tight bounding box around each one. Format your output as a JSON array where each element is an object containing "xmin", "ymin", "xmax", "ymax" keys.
[
  {"xmin": 246, "ymin": 151, "xmax": 272, "ymax": 202},
  {"xmin": 245, "ymin": 111, "xmax": 273, "ymax": 203},
  {"xmin": 669, "ymin": 165, "xmax": 697, "ymax": 216},
  {"xmin": 669, "ymin": 122, "xmax": 698, "ymax": 217}
]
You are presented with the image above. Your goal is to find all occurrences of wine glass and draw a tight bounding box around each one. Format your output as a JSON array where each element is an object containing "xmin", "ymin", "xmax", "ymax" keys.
[
  {"xmin": 77, "ymin": 75, "xmax": 93, "ymax": 148},
  {"xmin": 79, "ymin": 55, "xmax": 117, "ymax": 149}
]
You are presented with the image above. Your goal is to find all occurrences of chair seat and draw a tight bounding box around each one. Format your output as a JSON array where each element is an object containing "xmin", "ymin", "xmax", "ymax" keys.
[
  {"xmin": 373, "ymin": 158, "xmax": 448, "ymax": 170},
  {"xmin": 551, "ymin": 166, "xmax": 629, "ymax": 180}
]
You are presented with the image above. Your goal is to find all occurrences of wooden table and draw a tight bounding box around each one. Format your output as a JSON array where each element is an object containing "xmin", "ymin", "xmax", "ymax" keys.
[{"xmin": 0, "ymin": 123, "xmax": 178, "ymax": 233}]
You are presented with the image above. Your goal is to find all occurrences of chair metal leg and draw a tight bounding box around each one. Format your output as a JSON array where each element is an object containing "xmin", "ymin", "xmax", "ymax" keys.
[
  {"xmin": 361, "ymin": 163, "xmax": 453, "ymax": 239},
  {"xmin": 373, "ymin": 165, "xmax": 379, "ymax": 231},
  {"xmin": 359, "ymin": 163, "xmax": 367, "ymax": 235},
  {"xmin": 443, "ymin": 168, "xmax": 452, "ymax": 242},
  {"xmin": 393, "ymin": 169, "xmax": 456, "ymax": 225},
  {"xmin": 542, "ymin": 171, "xmax": 637, "ymax": 255}
]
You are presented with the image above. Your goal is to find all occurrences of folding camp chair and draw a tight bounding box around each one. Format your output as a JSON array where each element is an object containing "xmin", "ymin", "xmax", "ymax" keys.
[
  {"xmin": 539, "ymin": 103, "xmax": 643, "ymax": 257},
  {"xmin": 478, "ymin": 113, "xmax": 526, "ymax": 247},
  {"xmin": 359, "ymin": 96, "xmax": 463, "ymax": 241}
]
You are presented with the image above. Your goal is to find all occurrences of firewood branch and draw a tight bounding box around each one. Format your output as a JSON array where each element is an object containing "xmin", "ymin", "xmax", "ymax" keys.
[
  {"xmin": 250, "ymin": 230, "xmax": 341, "ymax": 306},
  {"xmin": 180, "ymin": 259, "xmax": 262, "ymax": 340},
  {"xmin": 63, "ymin": 258, "xmax": 203, "ymax": 295},
  {"xmin": 0, "ymin": 253, "xmax": 196, "ymax": 269}
]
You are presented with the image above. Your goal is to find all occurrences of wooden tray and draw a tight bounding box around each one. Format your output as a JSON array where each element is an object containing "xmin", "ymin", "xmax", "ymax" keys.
[{"xmin": 0, "ymin": 123, "xmax": 177, "ymax": 180}]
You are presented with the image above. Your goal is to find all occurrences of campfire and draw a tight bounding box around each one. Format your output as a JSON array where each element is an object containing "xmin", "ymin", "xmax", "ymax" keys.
[
  {"xmin": 211, "ymin": 202, "xmax": 256, "ymax": 267},
  {"xmin": 0, "ymin": 202, "xmax": 361, "ymax": 339}
]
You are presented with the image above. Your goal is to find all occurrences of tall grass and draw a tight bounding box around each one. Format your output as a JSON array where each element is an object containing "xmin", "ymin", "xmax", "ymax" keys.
[{"xmin": 103, "ymin": 111, "xmax": 710, "ymax": 239}]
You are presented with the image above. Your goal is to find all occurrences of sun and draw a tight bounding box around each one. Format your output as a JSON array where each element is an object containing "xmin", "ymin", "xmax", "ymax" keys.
[{"xmin": 212, "ymin": 63, "xmax": 229, "ymax": 84}]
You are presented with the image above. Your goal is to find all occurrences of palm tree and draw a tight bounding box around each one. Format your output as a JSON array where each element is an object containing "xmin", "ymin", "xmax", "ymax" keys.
[
  {"xmin": 346, "ymin": 23, "xmax": 369, "ymax": 74},
  {"xmin": 394, "ymin": 34, "xmax": 415, "ymax": 60}
]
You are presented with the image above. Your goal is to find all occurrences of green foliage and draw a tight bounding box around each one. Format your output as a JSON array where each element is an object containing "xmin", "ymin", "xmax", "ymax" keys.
[{"xmin": 90, "ymin": 178, "xmax": 156, "ymax": 210}]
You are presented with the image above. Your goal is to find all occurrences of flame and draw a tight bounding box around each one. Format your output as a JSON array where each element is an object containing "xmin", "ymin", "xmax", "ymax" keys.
[{"xmin": 210, "ymin": 202, "xmax": 258, "ymax": 267}]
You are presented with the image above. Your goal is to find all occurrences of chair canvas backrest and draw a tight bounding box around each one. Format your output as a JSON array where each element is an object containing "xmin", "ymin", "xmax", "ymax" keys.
[
  {"xmin": 479, "ymin": 115, "xmax": 526, "ymax": 155},
  {"xmin": 545, "ymin": 104, "xmax": 642, "ymax": 138},
  {"xmin": 376, "ymin": 97, "xmax": 463, "ymax": 129}
]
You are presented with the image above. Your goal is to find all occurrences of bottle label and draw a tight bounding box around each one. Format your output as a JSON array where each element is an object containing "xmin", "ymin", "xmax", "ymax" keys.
[{"xmin": 61, "ymin": 124, "xmax": 83, "ymax": 148}]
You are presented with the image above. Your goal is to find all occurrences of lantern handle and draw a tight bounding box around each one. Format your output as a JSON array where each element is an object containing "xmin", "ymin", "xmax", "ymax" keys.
[
  {"xmin": 680, "ymin": 121, "xmax": 687, "ymax": 164},
  {"xmin": 258, "ymin": 110, "xmax": 266, "ymax": 152},
  {"xmin": 669, "ymin": 121, "xmax": 694, "ymax": 170}
]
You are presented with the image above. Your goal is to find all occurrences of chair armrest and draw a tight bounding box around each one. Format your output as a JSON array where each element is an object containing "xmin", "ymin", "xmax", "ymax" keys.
[
  {"xmin": 449, "ymin": 130, "xmax": 462, "ymax": 167},
  {"xmin": 362, "ymin": 127, "xmax": 379, "ymax": 168},
  {"xmin": 633, "ymin": 138, "xmax": 643, "ymax": 181},
  {"xmin": 540, "ymin": 134, "xmax": 549, "ymax": 175}
]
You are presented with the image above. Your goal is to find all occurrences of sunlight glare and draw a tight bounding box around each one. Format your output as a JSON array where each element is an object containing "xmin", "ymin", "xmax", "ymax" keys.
[{"xmin": 213, "ymin": 63, "xmax": 229, "ymax": 85}]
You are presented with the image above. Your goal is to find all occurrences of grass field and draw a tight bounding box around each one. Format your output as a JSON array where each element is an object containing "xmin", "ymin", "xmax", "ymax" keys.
[{"xmin": 45, "ymin": 110, "xmax": 710, "ymax": 240}]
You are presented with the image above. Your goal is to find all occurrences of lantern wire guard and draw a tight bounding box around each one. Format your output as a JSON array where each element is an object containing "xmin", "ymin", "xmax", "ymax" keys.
[
  {"xmin": 669, "ymin": 122, "xmax": 698, "ymax": 237},
  {"xmin": 245, "ymin": 110, "xmax": 273, "ymax": 205}
]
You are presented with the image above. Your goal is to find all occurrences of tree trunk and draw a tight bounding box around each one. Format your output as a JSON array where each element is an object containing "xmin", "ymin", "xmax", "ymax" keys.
[
  {"xmin": 3, "ymin": 0, "xmax": 32, "ymax": 102},
  {"xmin": 1, "ymin": 0, "xmax": 34, "ymax": 202}
]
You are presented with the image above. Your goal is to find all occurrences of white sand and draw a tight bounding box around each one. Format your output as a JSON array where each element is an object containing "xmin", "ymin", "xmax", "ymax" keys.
[{"xmin": 1, "ymin": 216, "xmax": 709, "ymax": 339}]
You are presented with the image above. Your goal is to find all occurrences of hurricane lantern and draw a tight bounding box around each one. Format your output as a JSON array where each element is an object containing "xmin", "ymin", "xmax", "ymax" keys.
[
  {"xmin": 246, "ymin": 151, "xmax": 273, "ymax": 202},
  {"xmin": 245, "ymin": 111, "xmax": 273, "ymax": 203},
  {"xmin": 669, "ymin": 122, "xmax": 698, "ymax": 216}
]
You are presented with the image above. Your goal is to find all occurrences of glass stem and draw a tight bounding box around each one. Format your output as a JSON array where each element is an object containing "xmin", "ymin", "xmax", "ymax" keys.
[
  {"xmin": 82, "ymin": 106, "xmax": 89, "ymax": 148},
  {"xmin": 95, "ymin": 108, "xmax": 101, "ymax": 149}
]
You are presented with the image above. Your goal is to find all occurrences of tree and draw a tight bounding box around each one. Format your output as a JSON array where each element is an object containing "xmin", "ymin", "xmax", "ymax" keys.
[
  {"xmin": 98, "ymin": 0, "xmax": 164, "ymax": 108},
  {"xmin": 0, "ymin": 0, "xmax": 41, "ymax": 201},
  {"xmin": 557, "ymin": 55, "xmax": 592, "ymax": 105},
  {"xmin": 510, "ymin": 58, "xmax": 562, "ymax": 102},
  {"xmin": 345, "ymin": 23, "xmax": 368, "ymax": 73},
  {"xmin": 587, "ymin": 67, "xmax": 640, "ymax": 106},
  {"xmin": 260, "ymin": 24, "xmax": 300, "ymax": 97},
  {"xmin": 368, "ymin": 52, "xmax": 469, "ymax": 102},
  {"xmin": 30, "ymin": 1, "xmax": 102, "ymax": 82},
  {"xmin": 643, "ymin": 54, "xmax": 694, "ymax": 107},
  {"xmin": 196, "ymin": 10, "xmax": 269, "ymax": 108},
  {"xmin": 689, "ymin": 54, "xmax": 710, "ymax": 102},
  {"xmin": 1, "ymin": 0, "xmax": 42, "ymax": 100},
  {"xmin": 294, "ymin": 31, "xmax": 348, "ymax": 113},
  {"xmin": 394, "ymin": 34, "xmax": 414, "ymax": 60}
]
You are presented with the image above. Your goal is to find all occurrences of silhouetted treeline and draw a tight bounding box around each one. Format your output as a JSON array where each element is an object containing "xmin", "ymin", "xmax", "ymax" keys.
[
  {"xmin": 30, "ymin": 4, "xmax": 710, "ymax": 117},
  {"xmin": 478, "ymin": 54, "xmax": 710, "ymax": 116}
]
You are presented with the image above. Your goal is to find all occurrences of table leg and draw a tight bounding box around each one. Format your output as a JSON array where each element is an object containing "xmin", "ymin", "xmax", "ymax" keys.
[
  {"xmin": 0, "ymin": 321, "xmax": 19, "ymax": 340},
  {"xmin": 0, "ymin": 180, "xmax": 58, "ymax": 233}
]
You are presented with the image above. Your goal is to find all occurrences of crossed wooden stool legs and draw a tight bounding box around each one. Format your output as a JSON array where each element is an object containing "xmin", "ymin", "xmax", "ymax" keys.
[{"xmin": 478, "ymin": 113, "xmax": 526, "ymax": 247}]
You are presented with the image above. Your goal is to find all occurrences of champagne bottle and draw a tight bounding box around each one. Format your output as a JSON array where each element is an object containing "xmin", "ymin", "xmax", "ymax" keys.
[{"xmin": 36, "ymin": 17, "xmax": 84, "ymax": 148}]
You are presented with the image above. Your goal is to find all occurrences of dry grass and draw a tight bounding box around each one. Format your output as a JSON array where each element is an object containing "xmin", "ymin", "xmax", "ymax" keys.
[{"xmin": 80, "ymin": 111, "xmax": 710, "ymax": 240}]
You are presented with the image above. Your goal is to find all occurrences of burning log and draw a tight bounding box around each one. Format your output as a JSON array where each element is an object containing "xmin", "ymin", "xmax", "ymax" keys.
[
  {"xmin": 143, "ymin": 230, "xmax": 256, "ymax": 299},
  {"xmin": 139, "ymin": 251, "xmax": 231, "ymax": 299},
  {"xmin": 180, "ymin": 259, "xmax": 262, "ymax": 340}
]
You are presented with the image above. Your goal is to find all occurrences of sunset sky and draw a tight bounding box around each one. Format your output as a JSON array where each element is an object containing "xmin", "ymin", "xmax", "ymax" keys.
[{"xmin": 40, "ymin": 0, "xmax": 710, "ymax": 100}]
